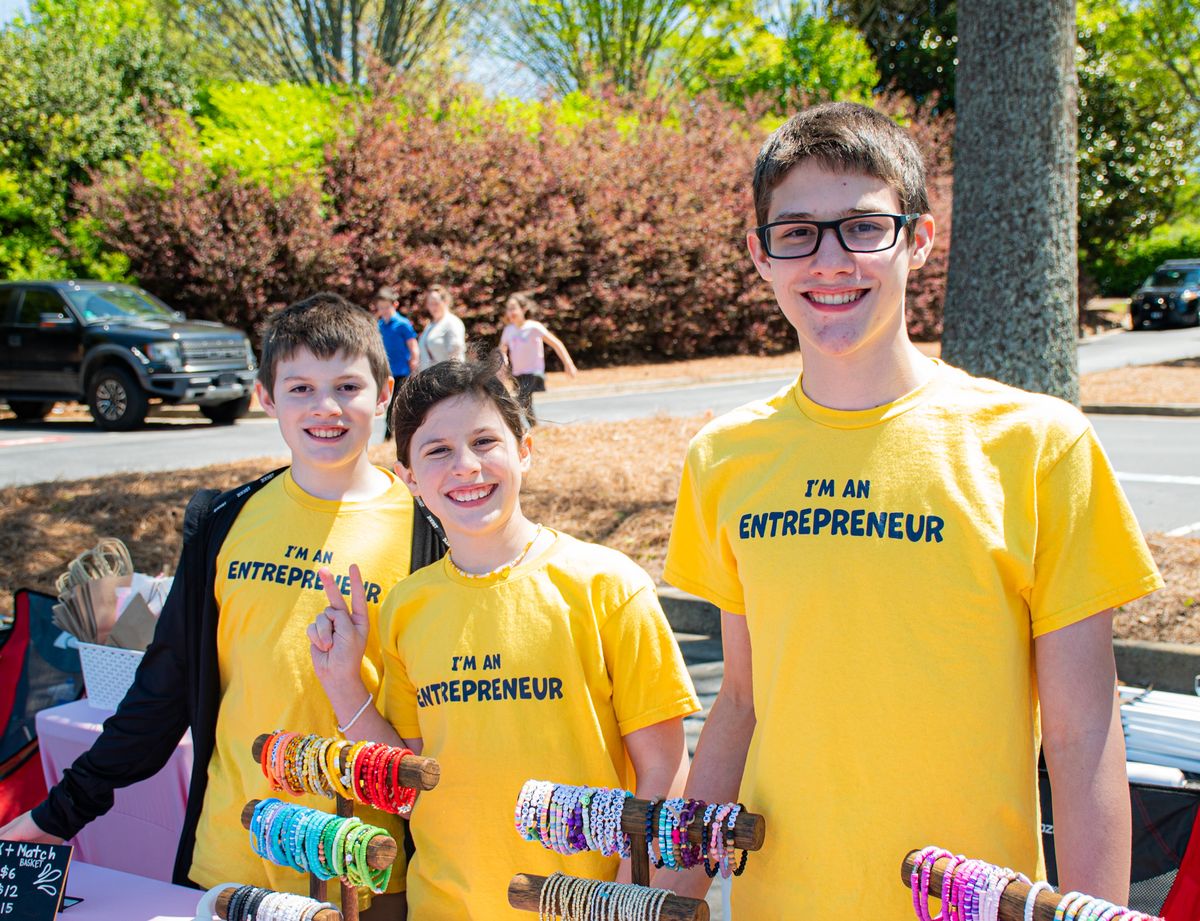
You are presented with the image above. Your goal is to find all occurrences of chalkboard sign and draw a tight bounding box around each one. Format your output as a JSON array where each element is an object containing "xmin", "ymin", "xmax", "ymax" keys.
[{"xmin": 0, "ymin": 839, "xmax": 73, "ymax": 920}]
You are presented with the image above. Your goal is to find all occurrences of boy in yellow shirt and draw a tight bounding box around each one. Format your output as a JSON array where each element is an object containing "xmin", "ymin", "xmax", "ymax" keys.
[
  {"xmin": 1, "ymin": 293, "xmax": 443, "ymax": 918},
  {"xmin": 308, "ymin": 353, "xmax": 700, "ymax": 919},
  {"xmin": 664, "ymin": 103, "xmax": 1162, "ymax": 918}
]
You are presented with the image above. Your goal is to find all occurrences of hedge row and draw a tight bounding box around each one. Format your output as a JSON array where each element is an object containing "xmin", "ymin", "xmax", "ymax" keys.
[{"xmin": 85, "ymin": 84, "xmax": 952, "ymax": 364}]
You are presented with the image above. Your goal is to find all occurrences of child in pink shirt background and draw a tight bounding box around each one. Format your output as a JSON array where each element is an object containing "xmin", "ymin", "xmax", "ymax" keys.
[{"xmin": 498, "ymin": 292, "xmax": 577, "ymax": 425}]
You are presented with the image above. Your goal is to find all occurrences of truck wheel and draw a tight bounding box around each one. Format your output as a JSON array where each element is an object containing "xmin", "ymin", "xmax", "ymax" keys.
[
  {"xmin": 8, "ymin": 400, "xmax": 55, "ymax": 421},
  {"xmin": 200, "ymin": 394, "xmax": 252, "ymax": 425},
  {"xmin": 87, "ymin": 366, "xmax": 148, "ymax": 431}
]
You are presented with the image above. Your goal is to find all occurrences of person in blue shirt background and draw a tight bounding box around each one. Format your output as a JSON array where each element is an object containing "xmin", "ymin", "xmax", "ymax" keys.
[{"xmin": 372, "ymin": 286, "xmax": 419, "ymax": 439}]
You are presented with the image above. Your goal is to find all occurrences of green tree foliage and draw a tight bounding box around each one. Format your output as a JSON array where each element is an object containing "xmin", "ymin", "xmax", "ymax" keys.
[
  {"xmin": 1077, "ymin": 1, "xmax": 1192, "ymax": 278},
  {"xmin": 492, "ymin": 0, "xmax": 755, "ymax": 95},
  {"xmin": 187, "ymin": 0, "xmax": 478, "ymax": 85},
  {"xmin": 139, "ymin": 83, "xmax": 346, "ymax": 191},
  {"xmin": 0, "ymin": 0, "xmax": 194, "ymax": 279},
  {"xmin": 828, "ymin": 0, "xmax": 957, "ymax": 107},
  {"xmin": 1141, "ymin": 0, "xmax": 1200, "ymax": 111},
  {"xmin": 1094, "ymin": 218, "xmax": 1200, "ymax": 294},
  {"xmin": 699, "ymin": 2, "xmax": 879, "ymax": 108}
]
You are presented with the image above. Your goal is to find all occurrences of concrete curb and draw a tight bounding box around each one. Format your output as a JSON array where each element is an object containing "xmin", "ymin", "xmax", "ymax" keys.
[
  {"xmin": 537, "ymin": 369, "xmax": 797, "ymax": 403},
  {"xmin": 1082, "ymin": 403, "xmax": 1200, "ymax": 417},
  {"xmin": 658, "ymin": 588, "xmax": 1200, "ymax": 695},
  {"xmin": 1112, "ymin": 638, "xmax": 1200, "ymax": 694}
]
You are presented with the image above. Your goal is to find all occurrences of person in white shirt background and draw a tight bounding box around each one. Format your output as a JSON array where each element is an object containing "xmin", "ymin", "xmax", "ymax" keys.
[
  {"xmin": 498, "ymin": 292, "xmax": 577, "ymax": 425},
  {"xmin": 417, "ymin": 284, "xmax": 467, "ymax": 370}
]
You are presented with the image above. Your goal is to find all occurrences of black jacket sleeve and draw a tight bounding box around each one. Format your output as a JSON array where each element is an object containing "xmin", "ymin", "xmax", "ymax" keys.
[
  {"xmin": 31, "ymin": 488, "xmax": 218, "ymax": 839},
  {"xmin": 410, "ymin": 497, "xmax": 447, "ymax": 572}
]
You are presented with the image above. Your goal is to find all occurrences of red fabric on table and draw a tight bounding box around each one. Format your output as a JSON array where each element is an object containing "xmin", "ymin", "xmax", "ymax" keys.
[
  {"xmin": 0, "ymin": 592, "xmax": 47, "ymax": 825},
  {"xmin": 1163, "ymin": 803, "xmax": 1200, "ymax": 921}
]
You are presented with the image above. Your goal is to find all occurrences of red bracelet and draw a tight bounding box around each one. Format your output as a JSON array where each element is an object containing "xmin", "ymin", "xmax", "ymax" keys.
[
  {"xmin": 369, "ymin": 743, "xmax": 391, "ymax": 810},
  {"xmin": 352, "ymin": 741, "xmax": 375, "ymax": 804},
  {"xmin": 260, "ymin": 730, "xmax": 282, "ymax": 791}
]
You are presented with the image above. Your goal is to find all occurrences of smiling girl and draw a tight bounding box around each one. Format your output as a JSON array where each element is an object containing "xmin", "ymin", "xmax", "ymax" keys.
[{"xmin": 307, "ymin": 353, "xmax": 699, "ymax": 920}]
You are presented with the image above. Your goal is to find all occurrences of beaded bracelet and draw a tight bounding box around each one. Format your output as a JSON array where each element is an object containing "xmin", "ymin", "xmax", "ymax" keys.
[
  {"xmin": 516, "ymin": 780, "xmax": 750, "ymax": 876},
  {"xmin": 248, "ymin": 799, "xmax": 391, "ymax": 891},
  {"xmin": 218, "ymin": 885, "xmax": 335, "ymax": 921},
  {"xmin": 259, "ymin": 731, "xmax": 420, "ymax": 816},
  {"xmin": 644, "ymin": 798, "xmax": 664, "ymax": 869},
  {"xmin": 1024, "ymin": 881, "xmax": 1056, "ymax": 921},
  {"xmin": 914, "ymin": 848, "xmax": 1164, "ymax": 921},
  {"xmin": 924, "ymin": 852, "xmax": 963, "ymax": 921},
  {"xmin": 537, "ymin": 872, "xmax": 675, "ymax": 921}
]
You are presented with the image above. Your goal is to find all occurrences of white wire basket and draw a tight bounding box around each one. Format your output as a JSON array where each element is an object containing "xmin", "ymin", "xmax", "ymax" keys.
[{"xmin": 77, "ymin": 642, "xmax": 145, "ymax": 711}]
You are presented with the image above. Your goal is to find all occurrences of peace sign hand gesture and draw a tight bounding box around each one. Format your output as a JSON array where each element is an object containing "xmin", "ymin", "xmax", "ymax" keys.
[{"xmin": 307, "ymin": 564, "xmax": 370, "ymax": 699}]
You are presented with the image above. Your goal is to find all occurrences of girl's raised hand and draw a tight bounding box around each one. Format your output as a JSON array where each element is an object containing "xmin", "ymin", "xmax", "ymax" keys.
[{"xmin": 307, "ymin": 564, "xmax": 370, "ymax": 693}]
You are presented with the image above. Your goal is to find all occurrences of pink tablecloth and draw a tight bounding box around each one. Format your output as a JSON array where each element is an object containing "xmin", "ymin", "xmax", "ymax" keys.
[
  {"xmin": 61, "ymin": 861, "xmax": 202, "ymax": 920},
  {"xmin": 37, "ymin": 698, "xmax": 193, "ymax": 883}
]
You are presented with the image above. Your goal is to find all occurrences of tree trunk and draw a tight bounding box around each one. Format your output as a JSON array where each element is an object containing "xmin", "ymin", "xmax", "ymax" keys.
[{"xmin": 942, "ymin": 0, "xmax": 1079, "ymax": 403}]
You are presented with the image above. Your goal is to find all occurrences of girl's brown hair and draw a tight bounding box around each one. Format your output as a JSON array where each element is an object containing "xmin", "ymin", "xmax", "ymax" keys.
[{"xmin": 392, "ymin": 349, "xmax": 525, "ymax": 466}]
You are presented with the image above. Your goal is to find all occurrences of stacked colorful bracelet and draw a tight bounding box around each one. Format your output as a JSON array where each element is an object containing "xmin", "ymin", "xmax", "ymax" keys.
[
  {"xmin": 248, "ymin": 798, "xmax": 392, "ymax": 893},
  {"xmin": 908, "ymin": 846, "xmax": 1162, "ymax": 921},
  {"xmin": 258, "ymin": 730, "xmax": 417, "ymax": 817},
  {"xmin": 647, "ymin": 797, "xmax": 746, "ymax": 878},
  {"xmin": 219, "ymin": 884, "xmax": 335, "ymax": 921},
  {"xmin": 515, "ymin": 781, "xmax": 633, "ymax": 858},
  {"xmin": 515, "ymin": 780, "xmax": 750, "ymax": 878}
]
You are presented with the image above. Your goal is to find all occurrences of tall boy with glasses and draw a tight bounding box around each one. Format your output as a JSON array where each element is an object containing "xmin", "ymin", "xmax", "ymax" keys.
[{"xmin": 664, "ymin": 102, "xmax": 1161, "ymax": 918}]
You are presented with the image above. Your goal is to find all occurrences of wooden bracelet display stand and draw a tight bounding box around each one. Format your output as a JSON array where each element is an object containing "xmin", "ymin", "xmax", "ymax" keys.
[
  {"xmin": 508, "ymin": 797, "xmax": 767, "ymax": 921},
  {"xmin": 213, "ymin": 886, "xmax": 343, "ymax": 921},
  {"xmin": 900, "ymin": 850, "xmax": 1061, "ymax": 921},
  {"xmin": 246, "ymin": 733, "xmax": 442, "ymax": 921}
]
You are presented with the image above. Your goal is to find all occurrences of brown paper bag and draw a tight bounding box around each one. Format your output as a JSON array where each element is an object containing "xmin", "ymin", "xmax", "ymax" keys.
[
  {"xmin": 106, "ymin": 594, "xmax": 157, "ymax": 651},
  {"xmin": 81, "ymin": 574, "xmax": 132, "ymax": 645}
]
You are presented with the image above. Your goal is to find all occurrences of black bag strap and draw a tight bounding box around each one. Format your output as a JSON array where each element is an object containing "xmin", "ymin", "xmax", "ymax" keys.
[{"xmin": 410, "ymin": 497, "xmax": 447, "ymax": 572}]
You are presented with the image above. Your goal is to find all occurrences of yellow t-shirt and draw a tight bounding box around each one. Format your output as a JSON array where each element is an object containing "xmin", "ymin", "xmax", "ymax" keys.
[
  {"xmin": 190, "ymin": 468, "xmax": 415, "ymax": 902},
  {"xmin": 379, "ymin": 530, "xmax": 700, "ymax": 920},
  {"xmin": 664, "ymin": 361, "xmax": 1162, "ymax": 921}
]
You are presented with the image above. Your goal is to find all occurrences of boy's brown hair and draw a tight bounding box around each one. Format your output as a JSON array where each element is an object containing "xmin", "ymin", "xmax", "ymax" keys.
[
  {"xmin": 753, "ymin": 102, "xmax": 929, "ymax": 234},
  {"xmin": 258, "ymin": 292, "xmax": 390, "ymax": 396}
]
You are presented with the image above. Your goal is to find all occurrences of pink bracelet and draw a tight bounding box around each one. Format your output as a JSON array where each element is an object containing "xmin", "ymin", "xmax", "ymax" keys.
[
  {"xmin": 947, "ymin": 857, "xmax": 974, "ymax": 921},
  {"xmin": 942, "ymin": 854, "xmax": 968, "ymax": 921},
  {"xmin": 912, "ymin": 848, "xmax": 950, "ymax": 921},
  {"xmin": 926, "ymin": 853, "xmax": 963, "ymax": 921},
  {"xmin": 958, "ymin": 858, "xmax": 986, "ymax": 921},
  {"xmin": 983, "ymin": 867, "xmax": 1023, "ymax": 921}
]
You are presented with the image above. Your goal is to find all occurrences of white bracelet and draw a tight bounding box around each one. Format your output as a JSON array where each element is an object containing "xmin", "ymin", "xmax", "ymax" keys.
[
  {"xmin": 1024, "ymin": 881, "xmax": 1055, "ymax": 921},
  {"xmin": 337, "ymin": 692, "xmax": 374, "ymax": 734}
]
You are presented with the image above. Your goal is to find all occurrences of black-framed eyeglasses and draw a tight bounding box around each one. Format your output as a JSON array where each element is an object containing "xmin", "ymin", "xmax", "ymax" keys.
[{"xmin": 754, "ymin": 213, "xmax": 921, "ymax": 259}]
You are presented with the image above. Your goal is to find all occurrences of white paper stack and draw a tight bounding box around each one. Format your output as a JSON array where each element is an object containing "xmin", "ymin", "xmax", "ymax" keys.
[{"xmin": 1120, "ymin": 686, "xmax": 1200, "ymax": 776}]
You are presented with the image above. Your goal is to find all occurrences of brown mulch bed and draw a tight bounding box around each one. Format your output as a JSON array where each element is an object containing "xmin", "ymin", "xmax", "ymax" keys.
[
  {"xmin": 2, "ymin": 414, "xmax": 1195, "ymax": 644},
  {"xmin": 1113, "ymin": 533, "xmax": 1200, "ymax": 644},
  {"xmin": 1079, "ymin": 357, "xmax": 1200, "ymax": 406}
]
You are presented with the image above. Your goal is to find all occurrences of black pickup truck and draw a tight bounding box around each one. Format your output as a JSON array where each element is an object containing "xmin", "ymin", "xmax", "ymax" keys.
[
  {"xmin": 1129, "ymin": 259, "xmax": 1200, "ymax": 330},
  {"xmin": 0, "ymin": 280, "xmax": 257, "ymax": 430}
]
